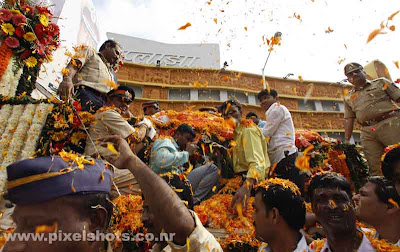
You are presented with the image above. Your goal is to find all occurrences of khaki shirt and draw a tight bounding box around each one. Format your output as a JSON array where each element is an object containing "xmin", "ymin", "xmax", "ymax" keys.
[
  {"xmin": 151, "ymin": 210, "xmax": 223, "ymax": 252},
  {"xmin": 84, "ymin": 109, "xmax": 136, "ymax": 157},
  {"xmin": 72, "ymin": 46, "xmax": 114, "ymax": 93},
  {"xmin": 344, "ymin": 78, "xmax": 400, "ymax": 124},
  {"xmin": 232, "ymin": 124, "xmax": 270, "ymax": 181}
]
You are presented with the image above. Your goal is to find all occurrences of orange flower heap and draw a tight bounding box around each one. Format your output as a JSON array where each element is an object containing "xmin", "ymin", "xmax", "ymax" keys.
[{"xmin": 111, "ymin": 195, "xmax": 143, "ymax": 245}]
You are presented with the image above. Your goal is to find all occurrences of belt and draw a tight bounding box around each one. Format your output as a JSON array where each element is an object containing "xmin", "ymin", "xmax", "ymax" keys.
[{"xmin": 360, "ymin": 111, "xmax": 400, "ymax": 127}]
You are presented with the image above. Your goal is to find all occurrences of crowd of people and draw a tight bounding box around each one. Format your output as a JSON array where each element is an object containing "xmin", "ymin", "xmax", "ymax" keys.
[{"xmin": 2, "ymin": 39, "xmax": 400, "ymax": 252}]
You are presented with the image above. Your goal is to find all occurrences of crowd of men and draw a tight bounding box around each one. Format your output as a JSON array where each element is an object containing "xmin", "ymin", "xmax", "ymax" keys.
[{"xmin": 2, "ymin": 39, "xmax": 400, "ymax": 251}]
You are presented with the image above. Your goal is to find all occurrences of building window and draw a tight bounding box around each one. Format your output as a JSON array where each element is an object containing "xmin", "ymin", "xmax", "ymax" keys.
[
  {"xmin": 119, "ymin": 84, "xmax": 143, "ymax": 98},
  {"xmin": 198, "ymin": 90, "xmax": 220, "ymax": 101},
  {"xmin": 169, "ymin": 89, "xmax": 190, "ymax": 100},
  {"xmin": 298, "ymin": 100, "xmax": 316, "ymax": 111},
  {"xmin": 321, "ymin": 101, "xmax": 341, "ymax": 112},
  {"xmin": 227, "ymin": 91, "xmax": 248, "ymax": 104}
]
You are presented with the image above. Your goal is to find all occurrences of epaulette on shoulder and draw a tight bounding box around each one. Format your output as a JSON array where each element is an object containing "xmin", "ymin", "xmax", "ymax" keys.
[{"xmin": 371, "ymin": 77, "xmax": 392, "ymax": 84}]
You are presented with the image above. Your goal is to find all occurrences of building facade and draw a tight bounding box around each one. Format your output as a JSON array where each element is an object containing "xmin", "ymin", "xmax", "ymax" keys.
[{"xmin": 118, "ymin": 62, "xmax": 361, "ymax": 143}]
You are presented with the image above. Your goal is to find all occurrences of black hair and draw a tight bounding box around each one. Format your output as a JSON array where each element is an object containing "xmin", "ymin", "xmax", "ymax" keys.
[
  {"xmin": 246, "ymin": 112, "xmax": 258, "ymax": 119},
  {"xmin": 257, "ymin": 89, "xmax": 278, "ymax": 100},
  {"xmin": 175, "ymin": 124, "xmax": 196, "ymax": 139},
  {"xmin": 307, "ymin": 172, "xmax": 353, "ymax": 201},
  {"xmin": 107, "ymin": 85, "xmax": 136, "ymax": 101},
  {"xmin": 382, "ymin": 147, "xmax": 400, "ymax": 181},
  {"xmin": 141, "ymin": 174, "xmax": 194, "ymax": 210},
  {"xmin": 255, "ymin": 183, "xmax": 306, "ymax": 231},
  {"xmin": 367, "ymin": 176, "xmax": 400, "ymax": 207},
  {"xmin": 219, "ymin": 99, "xmax": 242, "ymax": 116},
  {"xmin": 99, "ymin": 40, "xmax": 119, "ymax": 52}
]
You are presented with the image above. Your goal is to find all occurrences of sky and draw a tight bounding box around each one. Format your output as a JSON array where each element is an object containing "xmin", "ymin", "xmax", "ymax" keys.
[{"xmin": 94, "ymin": 0, "xmax": 400, "ymax": 83}]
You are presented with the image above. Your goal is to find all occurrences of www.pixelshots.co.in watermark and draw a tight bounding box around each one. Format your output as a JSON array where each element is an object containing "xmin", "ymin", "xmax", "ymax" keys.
[{"xmin": 4, "ymin": 230, "xmax": 175, "ymax": 244}]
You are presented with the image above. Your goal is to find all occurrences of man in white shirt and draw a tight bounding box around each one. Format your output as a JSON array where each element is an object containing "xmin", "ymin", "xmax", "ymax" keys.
[
  {"xmin": 308, "ymin": 172, "xmax": 375, "ymax": 252},
  {"xmin": 254, "ymin": 178, "xmax": 310, "ymax": 252},
  {"xmin": 354, "ymin": 176, "xmax": 400, "ymax": 246},
  {"xmin": 257, "ymin": 89, "xmax": 305, "ymax": 192}
]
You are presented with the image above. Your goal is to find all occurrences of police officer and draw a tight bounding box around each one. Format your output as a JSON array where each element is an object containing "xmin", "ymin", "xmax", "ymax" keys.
[{"xmin": 344, "ymin": 62, "xmax": 400, "ymax": 175}]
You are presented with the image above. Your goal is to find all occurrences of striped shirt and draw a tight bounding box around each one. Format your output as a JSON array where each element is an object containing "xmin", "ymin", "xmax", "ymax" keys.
[{"xmin": 72, "ymin": 46, "xmax": 115, "ymax": 93}]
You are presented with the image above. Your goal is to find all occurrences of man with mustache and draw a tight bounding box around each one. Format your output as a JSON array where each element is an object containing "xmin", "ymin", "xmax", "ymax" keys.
[
  {"xmin": 219, "ymin": 99, "xmax": 270, "ymax": 213},
  {"xmin": 343, "ymin": 62, "xmax": 400, "ymax": 176},
  {"xmin": 308, "ymin": 172, "xmax": 375, "ymax": 252},
  {"xmin": 354, "ymin": 176, "xmax": 400, "ymax": 246}
]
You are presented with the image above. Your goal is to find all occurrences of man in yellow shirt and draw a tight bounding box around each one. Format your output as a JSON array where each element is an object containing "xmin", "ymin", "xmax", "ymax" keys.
[{"xmin": 219, "ymin": 99, "xmax": 270, "ymax": 212}]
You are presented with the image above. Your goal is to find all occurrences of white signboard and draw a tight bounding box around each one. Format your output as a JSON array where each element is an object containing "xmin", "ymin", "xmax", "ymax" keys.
[{"xmin": 107, "ymin": 32, "xmax": 220, "ymax": 69}]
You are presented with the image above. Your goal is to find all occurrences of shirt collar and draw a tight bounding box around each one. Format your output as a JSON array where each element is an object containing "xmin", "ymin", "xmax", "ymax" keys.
[
  {"xmin": 261, "ymin": 235, "xmax": 308, "ymax": 252},
  {"xmin": 98, "ymin": 52, "xmax": 112, "ymax": 69},
  {"xmin": 353, "ymin": 80, "xmax": 371, "ymax": 91},
  {"xmin": 322, "ymin": 230, "xmax": 373, "ymax": 252},
  {"xmin": 266, "ymin": 102, "xmax": 278, "ymax": 113}
]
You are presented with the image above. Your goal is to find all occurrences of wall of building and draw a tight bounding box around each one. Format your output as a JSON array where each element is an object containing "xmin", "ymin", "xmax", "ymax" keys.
[{"xmin": 117, "ymin": 62, "xmax": 361, "ymax": 140}]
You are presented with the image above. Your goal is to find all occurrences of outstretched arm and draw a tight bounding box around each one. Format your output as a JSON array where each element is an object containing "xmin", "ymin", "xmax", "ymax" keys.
[{"xmin": 101, "ymin": 135, "xmax": 195, "ymax": 245}]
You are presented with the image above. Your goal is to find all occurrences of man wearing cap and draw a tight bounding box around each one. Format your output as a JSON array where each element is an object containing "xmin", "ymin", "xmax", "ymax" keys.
[
  {"xmin": 142, "ymin": 101, "xmax": 161, "ymax": 116},
  {"xmin": 84, "ymin": 86, "xmax": 155, "ymax": 195},
  {"xmin": 3, "ymin": 156, "xmax": 115, "ymax": 252},
  {"xmin": 343, "ymin": 62, "xmax": 400, "ymax": 175},
  {"xmin": 57, "ymin": 40, "xmax": 122, "ymax": 112},
  {"xmin": 85, "ymin": 85, "xmax": 152, "ymax": 158}
]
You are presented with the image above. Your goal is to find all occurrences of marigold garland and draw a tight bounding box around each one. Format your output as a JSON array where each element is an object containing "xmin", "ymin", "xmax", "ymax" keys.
[
  {"xmin": 309, "ymin": 230, "xmax": 400, "ymax": 252},
  {"xmin": 0, "ymin": 41, "xmax": 13, "ymax": 82}
]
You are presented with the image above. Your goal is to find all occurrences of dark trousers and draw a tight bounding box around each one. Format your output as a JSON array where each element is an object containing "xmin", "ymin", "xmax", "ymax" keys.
[
  {"xmin": 76, "ymin": 85, "xmax": 106, "ymax": 112},
  {"xmin": 274, "ymin": 152, "xmax": 306, "ymax": 194}
]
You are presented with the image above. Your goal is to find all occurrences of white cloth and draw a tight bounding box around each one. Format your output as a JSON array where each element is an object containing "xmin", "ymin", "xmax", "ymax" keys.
[
  {"xmin": 151, "ymin": 210, "xmax": 222, "ymax": 252},
  {"xmin": 137, "ymin": 117, "xmax": 157, "ymax": 139},
  {"xmin": 311, "ymin": 231, "xmax": 375, "ymax": 252},
  {"xmin": 259, "ymin": 235, "xmax": 310, "ymax": 252},
  {"xmin": 262, "ymin": 102, "xmax": 297, "ymax": 164}
]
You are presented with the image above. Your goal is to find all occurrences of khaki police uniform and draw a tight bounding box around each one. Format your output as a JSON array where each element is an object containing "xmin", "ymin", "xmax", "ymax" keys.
[{"xmin": 344, "ymin": 78, "xmax": 400, "ymax": 175}]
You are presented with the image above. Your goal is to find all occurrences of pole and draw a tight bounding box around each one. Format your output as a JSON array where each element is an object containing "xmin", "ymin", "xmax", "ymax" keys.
[{"xmin": 262, "ymin": 50, "xmax": 272, "ymax": 89}]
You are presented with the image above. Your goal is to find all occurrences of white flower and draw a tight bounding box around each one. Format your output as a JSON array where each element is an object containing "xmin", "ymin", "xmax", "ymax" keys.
[
  {"xmin": 0, "ymin": 105, "xmax": 24, "ymax": 163},
  {"xmin": 0, "ymin": 105, "xmax": 12, "ymax": 137}
]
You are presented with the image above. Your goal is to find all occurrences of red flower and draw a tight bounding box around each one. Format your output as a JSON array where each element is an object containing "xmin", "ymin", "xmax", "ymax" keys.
[
  {"xmin": 11, "ymin": 14, "xmax": 26, "ymax": 26},
  {"xmin": 0, "ymin": 9, "xmax": 12, "ymax": 21},
  {"xmin": 39, "ymin": 36, "xmax": 50, "ymax": 46},
  {"xmin": 34, "ymin": 23, "xmax": 46, "ymax": 39},
  {"xmin": 73, "ymin": 100, "xmax": 82, "ymax": 112},
  {"xmin": 4, "ymin": 37, "xmax": 19, "ymax": 48},
  {"xmin": 36, "ymin": 43, "xmax": 46, "ymax": 55},
  {"xmin": 47, "ymin": 23, "xmax": 59, "ymax": 37},
  {"xmin": 20, "ymin": 49, "xmax": 31, "ymax": 59},
  {"xmin": 21, "ymin": 5, "xmax": 34, "ymax": 16},
  {"xmin": 52, "ymin": 142, "xmax": 65, "ymax": 153},
  {"xmin": 15, "ymin": 26, "xmax": 24, "ymax": 37},
  {"xmin": 395, "ymin": 79, "xmax": 400, "ymax": 84},
  {"xmin": 72, "ymin": 115, "xmax": 81, "ymax": 129},
  {"xmin": 35, "ymin": 6, "xmax": 52, "ymax": 15}
]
